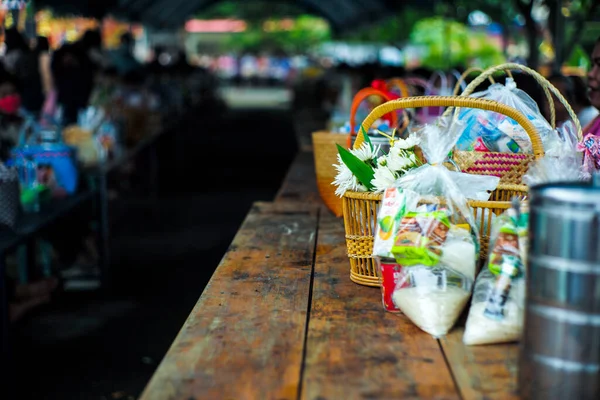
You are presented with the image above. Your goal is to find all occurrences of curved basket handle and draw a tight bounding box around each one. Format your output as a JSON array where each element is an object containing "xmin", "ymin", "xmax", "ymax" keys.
[
  {"xmin": 426, "ymin": 70, "xmax": 449, "ymax": 95},
  {"xmin": 385, "ymin": 78, "xmax": 410, "ymax": 98},
  {"xmin": 358, "ymin": 96, "xmax": 545, "ymax": 160},
  {"xmin": 452, "ymin": 67, "xmax": 496, "ymax": 95},
  {"xmin": 347, "ymin": 87, "xmax": 398, "ymax": 149},
  {"xmin": 457, "ymin": 63, "xmax": 582, "ymax": 135},
  {"xmin": 404, "ymin": 77, "xmax": 433, "ymax": 95},
  {"xmin": 422, "ymin": 70, "xmax": 451, "ymax": 121}
]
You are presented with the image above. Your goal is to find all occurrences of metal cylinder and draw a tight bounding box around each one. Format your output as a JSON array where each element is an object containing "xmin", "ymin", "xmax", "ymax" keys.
[{"xmin": 519, "ymin": 182, "xmax": 600, "ymax": 400}]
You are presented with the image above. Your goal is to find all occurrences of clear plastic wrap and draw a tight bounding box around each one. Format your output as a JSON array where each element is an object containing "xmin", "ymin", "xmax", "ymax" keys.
[
  {"xmin": 376, "ymin": 120, "xmax": 500, "ymax": 337},
  {"xmin": 524, "ymin": 120, "xmax": 585, "ymax": 184},
  {"xmin": 463, "ymin": 202, "xmax": 528, "ymax": 345},
  {"xmin": 455, "ymin": 78, "xmax": 553, "ymax": 153}
]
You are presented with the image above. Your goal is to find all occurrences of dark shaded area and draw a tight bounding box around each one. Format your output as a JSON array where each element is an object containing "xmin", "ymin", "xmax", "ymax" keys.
[{"xmin": 10, "ymin": 103, "xmax": 299, "ymax": 399}]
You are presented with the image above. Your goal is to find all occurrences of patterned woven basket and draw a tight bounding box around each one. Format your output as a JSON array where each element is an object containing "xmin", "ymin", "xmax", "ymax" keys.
[
  {"xmin": 313, "ymin": 88, "xmax": 398, "ymax": 217},
  {"xmin": 344, "ymin": 96, "xmax": 541, "ymax": 287},
  {"xmin": 448, "ymin": 63, "xmax": 583, "ymax": 185}
]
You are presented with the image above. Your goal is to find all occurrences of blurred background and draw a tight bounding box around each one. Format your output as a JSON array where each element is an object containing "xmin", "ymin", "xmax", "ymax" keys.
[{"xmin": 0, "ymin": 0, "xmax": 598, "ymax": 399}]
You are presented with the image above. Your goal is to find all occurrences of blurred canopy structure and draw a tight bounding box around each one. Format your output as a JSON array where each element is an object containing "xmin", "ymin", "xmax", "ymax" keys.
[{"xmin": 34, "ymin": 0, "xmax": 437, "ymax": 33}]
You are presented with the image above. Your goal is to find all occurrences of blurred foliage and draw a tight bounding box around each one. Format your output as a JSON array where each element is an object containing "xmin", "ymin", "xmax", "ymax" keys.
[
  {"xmin": 196, "ymin": 1, "xmax": 331, "ymax": 53},
  {"xmin": 410, "ymin": 17, "xmax": 505, "ymax": 70},
  {"xmin": 197, "ymin": 1, "xmax": 307, "ymax": 21},
  {"xmin": 340, "ymin": 8, "xmax": 431, "ymax": 44},
  {"xmin": 565, "ymin": 44, "xmax": 591, "ymax": 69}
]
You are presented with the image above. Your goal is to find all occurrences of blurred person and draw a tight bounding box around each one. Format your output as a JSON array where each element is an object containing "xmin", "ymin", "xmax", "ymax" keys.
[
  {"xmin": 51, "ymin": 41, "xmax": 94, "ymax": 125},
  {"xmin": 109, "ymin": 32, "xmax": 141, "ymax": 78},
  {"xmin": 80, "ymin": 29, "xmax": 107, "ymax": 70},
  {"xmin": 569, "ymin": 74, "xmax": 599, "ymax": 127},
  {"xmin": 0, "ymin": 67, "xmax": 23, "ymax": 161},
  {"xmin": 578, "ymin": 36, "xmax": 600, "ymax": 175},
  {"xmin": 35, "ymin": 36, "xmax": 53, "ymax": 97},
  {"xmin": 585, "ymin": 36, "xmax": 600, "ymax": 135},
  {"xmin": 4, "ymin": 28, "xmax": 44, "ymax": 116},
  {"xmin": 2, "ymin": 27, "xmax": 28, "ymax": 75}
]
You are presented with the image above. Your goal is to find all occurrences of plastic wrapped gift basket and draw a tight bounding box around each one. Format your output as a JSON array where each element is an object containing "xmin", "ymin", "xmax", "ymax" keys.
[{"xmin": 341, "ymin": 96, "xmax": 545, "ymax": 287}]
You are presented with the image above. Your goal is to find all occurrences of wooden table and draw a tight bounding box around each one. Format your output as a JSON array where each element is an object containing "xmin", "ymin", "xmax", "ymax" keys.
[{"xmin": 140, "ymin": 150, "xmax": 520, "ymax": 400}]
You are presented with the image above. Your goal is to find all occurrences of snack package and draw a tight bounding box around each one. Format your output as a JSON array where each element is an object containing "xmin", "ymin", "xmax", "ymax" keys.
[
  {"xmin": 463, "ymin": 201, "xmax": 528, "ymax": 345},
  {"xmin": 373, "ymin": 187, "xmax": 418, "ymax": 313},
  {"xmin": 382, "ymin": 119, "xmax": 500, "ymax": 337},
  {"xmin": 456, "ymin": 78, "xmax": 553, "ymax": 153}
]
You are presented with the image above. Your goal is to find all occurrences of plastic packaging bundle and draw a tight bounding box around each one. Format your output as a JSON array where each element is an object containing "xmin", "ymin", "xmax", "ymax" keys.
[
  {"xmin": 455, "ymin": 78, "xmax": 553, "ymax": 153},
  {"xmin": 524, "ymin": 120, "xmax": 584, "ymax": 184},
  {"xmin": 376, "ymin": 119, "xmax": 500, "ymax": 337},
  {"xmin": 463, "ymin": 201, "xmax": 528, "ymax": 345}
]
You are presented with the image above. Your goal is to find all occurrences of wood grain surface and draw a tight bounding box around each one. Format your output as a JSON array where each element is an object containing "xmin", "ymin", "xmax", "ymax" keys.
[
  {"xmin": 275, "ymin": 150, "xmax": 320, "ymax": 205},
  {"xmin": 301, "ymin": 212, "xmax": 460, "ymax": 400},
  {"xmin": 140, "ymin": 202, "xmax": 319, "ymax": 400},
  {"xmin": 439, "ymin": 327, "xmax": 519, "ymax": 400},
  {"xmin": 141, "ymin": 149, "xmax": 522, "ymax": 400}
]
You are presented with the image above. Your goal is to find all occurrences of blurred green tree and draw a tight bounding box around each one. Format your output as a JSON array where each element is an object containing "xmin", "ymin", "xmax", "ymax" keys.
[{"xmin": 409, "ymin": 17, "xmax": 505, "ymax": 70}]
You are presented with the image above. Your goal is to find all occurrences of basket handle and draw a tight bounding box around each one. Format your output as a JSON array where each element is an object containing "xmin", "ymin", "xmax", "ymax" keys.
[
  {"xmin": 357, "ymin": 96, "xmax": 545, "ymax": 160},
  {"xmin": 426, "ymin": 70, "xmax": 449, "ymax": 95},
  {"xmin": 404, "ymin": 77, "xmax": 432, "ymax": 95},
  {"xmin": 457, "ymin": 63, "xmax": 582, "ymax": 138},
  {"xmin": 452, "ymin": 67, "xmax": 496, "ymax": 95},
  {"xmin": 385, "ymin": 78, "xmax": 411, "ymax": 98},
  {"xmin": 347, "ymin": 87, "xmax": 398, "ymax": 149}
]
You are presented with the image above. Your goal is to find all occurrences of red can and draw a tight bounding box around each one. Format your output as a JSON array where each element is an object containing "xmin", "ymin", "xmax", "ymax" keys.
[{"xmin": 377, "ymin": 258, "xmax": 404, "ymax": 313}]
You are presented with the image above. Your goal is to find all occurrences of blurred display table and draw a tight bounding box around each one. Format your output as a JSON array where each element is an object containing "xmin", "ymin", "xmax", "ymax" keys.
[{"xmin": 140, "ymin": 150, "xmax": 520, "ymax": 400}]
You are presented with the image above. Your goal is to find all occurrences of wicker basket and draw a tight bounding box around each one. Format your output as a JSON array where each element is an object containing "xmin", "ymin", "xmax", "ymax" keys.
[
  {"xmin": 344, "ymin": 96, "xmax": 541, "ymax": 287},
  {"xmin": 448, "ymin": 63, "xmax": 583, "ymax": 185},
  {"xmin": 312, "ymin": 131, "xmax": 350, "ymax": 217},
  {"xmin": 313, "ymin": 87, "xmax": 398, "ymax": 217}
]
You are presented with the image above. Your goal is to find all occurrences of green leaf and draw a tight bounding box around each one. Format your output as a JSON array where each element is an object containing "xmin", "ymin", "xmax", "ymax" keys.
[
  {"xmin": 336, "ymin": 144, "xmax": 375, "ymax": 191},
  {"xmin": 360, "ymin": 125, "xmax": 373, "ymax": 151}
]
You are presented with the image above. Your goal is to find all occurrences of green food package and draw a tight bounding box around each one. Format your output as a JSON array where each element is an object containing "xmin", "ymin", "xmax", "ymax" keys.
[
  {"xmin": 488, "ymin": 204, "xmax": 528, "ymax": 277},
  {"xmin": 391, "ymin": 210, "xmax": 451, "ymax": 266}
]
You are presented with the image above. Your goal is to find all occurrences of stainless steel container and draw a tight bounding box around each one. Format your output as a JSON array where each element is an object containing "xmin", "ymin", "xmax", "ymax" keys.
[{"xmin": 519, "ymin": 182, "xmax": 600, "ymax": 400}]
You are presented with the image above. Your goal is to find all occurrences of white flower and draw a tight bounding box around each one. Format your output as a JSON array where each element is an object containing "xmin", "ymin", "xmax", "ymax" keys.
[
  {"xmin": 387, "ymin": 149, "xmax": 415, "ymax": 172},
  {"xmin": 392, "ymin": 134, "xmax": 420, "ymax": 150},
  {"xmin": 332, "ymin": 154, "xmax": 368, "ymax": 197},
  {"xmin": 371, "ymin": 165, "xmax": 397, "ymax": 193},
  {"xmin": 351, "ymin": 142, "xmax": 380, "ymax": 163}
]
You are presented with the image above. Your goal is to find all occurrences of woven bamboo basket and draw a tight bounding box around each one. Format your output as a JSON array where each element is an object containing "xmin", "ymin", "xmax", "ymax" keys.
[
  {"xmin": 344, "ymin": 96, "xmax": 542, "ymax": 287},
  {"xmin": 313, "ymin": 88, "xmax": 398, "ymax": 217},
  {"xmin": 448, "ymin": 63, "xmax": 583, "ymax": 186},
  {"xmin": 312, "ymin": 131, "xmax": 350, "ymax": 217}
]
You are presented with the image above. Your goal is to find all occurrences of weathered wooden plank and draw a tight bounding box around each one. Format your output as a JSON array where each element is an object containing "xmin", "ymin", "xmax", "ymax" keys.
[
  {"xmin": 439, "ymin": 327, "xmax": 519, "ymax": 400},
  {"xmin": 275, "ymin": 150, "xmax": 320, "ymax": 205},
  {"xmin": 301, "ymin": 213, "xmax": 460, "ymax": 400},
  {"xmin": 140, "ymin": 201, "xmax": 319, "ymax": 400}
]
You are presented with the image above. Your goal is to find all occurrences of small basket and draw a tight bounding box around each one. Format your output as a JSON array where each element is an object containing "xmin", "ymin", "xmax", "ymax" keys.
[
  {"xmin": 448, "ymin": 63, "xmax": 583, "ymax": 186},
  {"xmin": 312, "ymin": 87, "xmax": 399, "ymax": 217},
  {"xmin": 343, "ymin": 96, "xmax": 540, "ymax": 287},
  {"xmin": 312, "ymin": 131, "xmax": 349, "ymax": 217}
]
